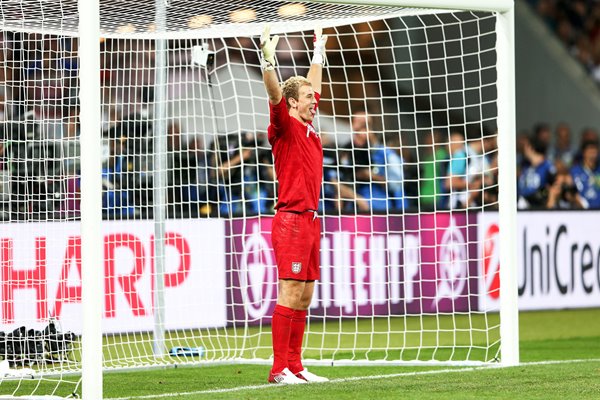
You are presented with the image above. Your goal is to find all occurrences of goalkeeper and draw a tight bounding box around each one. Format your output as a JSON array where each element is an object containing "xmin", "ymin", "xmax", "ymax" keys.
[{"xmin": 260, "ymin": 26, "xmax": 329, "ymax": 385}]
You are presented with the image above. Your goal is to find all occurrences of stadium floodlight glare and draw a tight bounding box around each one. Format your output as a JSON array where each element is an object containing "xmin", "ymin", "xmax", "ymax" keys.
[{"xmin": 0, "ymin": 0, "xmax": 517, "ymax": 397}]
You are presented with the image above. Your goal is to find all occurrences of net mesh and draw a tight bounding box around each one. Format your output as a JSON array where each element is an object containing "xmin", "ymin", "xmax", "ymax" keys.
[
  {"xmin": 0, "ymin": 0, "xmax": 448, "ymax": 38},
  {"xmin": 0, "ymin": 0, "xmax": 504, "ymax": 396}
]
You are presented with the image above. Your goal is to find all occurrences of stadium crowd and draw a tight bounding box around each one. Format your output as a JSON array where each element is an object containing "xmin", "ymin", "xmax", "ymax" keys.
[
  {"xmin": 516, "ymin": 122, "xmax": 600, "ymax": 209},
  {"xmin": 528, "ymin": 0, "xmax": 600, "ymax": 85},
  {"xmin": 0, "ymin": 28, "xmax": 599, "ymax": 222}
]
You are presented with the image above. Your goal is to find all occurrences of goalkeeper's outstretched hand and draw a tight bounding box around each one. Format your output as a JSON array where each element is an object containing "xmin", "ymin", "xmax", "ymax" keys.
[
  {"xmin": 260, "ymin": 25, "xmax": 279, "ymax": 71},
  {"xmin": 312, "ymin": 26, "xmax": 328, "ymax": 65}
]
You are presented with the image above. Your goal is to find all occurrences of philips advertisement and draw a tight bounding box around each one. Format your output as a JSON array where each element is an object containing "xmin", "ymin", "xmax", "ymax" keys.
[
  {"xmin": 227, "ymin": 213, "xmax": 479, "ymax": 324},
  {"xmin": 478, "ymin": 212, "xmax": 600, "ymax": 311}
]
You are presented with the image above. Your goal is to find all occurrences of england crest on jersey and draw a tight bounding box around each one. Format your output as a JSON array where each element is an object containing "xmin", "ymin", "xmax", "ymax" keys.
[
  {"xmin": 306, "ymin": 124, "xmax": 319, "ymax": 139},
  {"xmin": 291, "ymin": 262, "xmax": 302, "ymax": 274}
]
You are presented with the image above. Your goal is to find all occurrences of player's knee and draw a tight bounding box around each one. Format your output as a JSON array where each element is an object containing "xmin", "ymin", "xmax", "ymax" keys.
[
  {"xmin": 277, "ymin": 295, "xmax": 303, "ymax": 309},
  {"xmin": 298, "ymin": 301, "xmax": 311, "ymax": 310},
  {"xmin": 278, "ymin": 280, "xmax": 305, "ymax": 308},
  {"xmin": 297, "ymin": 294, "xmax": 312, "ymax": 309}
]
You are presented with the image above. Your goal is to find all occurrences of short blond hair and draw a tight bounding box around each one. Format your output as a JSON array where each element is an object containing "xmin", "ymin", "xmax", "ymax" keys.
[{"xmin": 281, "ymin": 76, "xmax": 311, "ymax": 109}]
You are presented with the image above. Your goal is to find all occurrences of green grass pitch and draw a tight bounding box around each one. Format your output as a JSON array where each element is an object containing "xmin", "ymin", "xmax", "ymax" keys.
[{"xmin": 1, "ymin": 308, "xmax": 599, "ymax": 399}]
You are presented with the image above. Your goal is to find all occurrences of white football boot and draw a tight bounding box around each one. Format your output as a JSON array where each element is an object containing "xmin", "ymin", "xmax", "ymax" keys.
[
  {"xmin": 268, "ymin": 368, "xmax": 308, "ymax": 384},
  {"xmin": 295, "ymin": 369, "xmax": 330, "ymax": 383}
]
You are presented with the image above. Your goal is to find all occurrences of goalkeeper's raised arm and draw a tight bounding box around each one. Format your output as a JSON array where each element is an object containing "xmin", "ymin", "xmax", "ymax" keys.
[
  {"xmin": 260, "ymin": 25, "xmax": 282, "ymax": 104},
  {"xmin": 260, "ymin": 26, "xmax": 327, "ymax": 103},
  {"xmin": 307, "ymin": 26, "xmax": 327, "ymax": 93}
]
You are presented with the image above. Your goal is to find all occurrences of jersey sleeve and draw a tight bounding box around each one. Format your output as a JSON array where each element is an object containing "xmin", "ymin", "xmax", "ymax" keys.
[{"xmin": 268, "ymin": 98, "xmax": 289, "ymax": 144}]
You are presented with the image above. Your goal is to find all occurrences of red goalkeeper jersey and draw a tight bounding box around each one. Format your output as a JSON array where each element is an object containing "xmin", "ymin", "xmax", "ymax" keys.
[{"xmin": 268, "ymin": 92, "xmax": 323, "ymax": 212}]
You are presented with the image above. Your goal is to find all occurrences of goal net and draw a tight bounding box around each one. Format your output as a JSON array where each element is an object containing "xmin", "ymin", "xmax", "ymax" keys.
[{"xmin": 0, "ymin": 0, "xmax": 516, "ymax": 396}]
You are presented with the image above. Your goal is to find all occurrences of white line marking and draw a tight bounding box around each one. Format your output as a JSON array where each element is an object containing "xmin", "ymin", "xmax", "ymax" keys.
[{"xmin": 108, "ymin": 358, "xmax": 600, "ymax": 400}]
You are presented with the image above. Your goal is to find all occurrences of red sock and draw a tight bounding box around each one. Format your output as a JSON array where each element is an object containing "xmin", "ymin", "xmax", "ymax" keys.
[
  {"xmin": 288, "ymin": 309, "xmax": 307, "ymax": 374},
  {"xmin": 270, "ymin": 304, "xmax": 295, "ymax": 375}
]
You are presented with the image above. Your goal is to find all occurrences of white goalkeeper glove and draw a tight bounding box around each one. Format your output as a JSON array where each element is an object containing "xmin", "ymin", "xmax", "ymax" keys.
[
  {"xmin": 311, "ymin": 26, "xmax": 328, "ymax": 65},
  {"xmin": 260, "ymin": 25, "xmax": 279, "ymax": 71}
]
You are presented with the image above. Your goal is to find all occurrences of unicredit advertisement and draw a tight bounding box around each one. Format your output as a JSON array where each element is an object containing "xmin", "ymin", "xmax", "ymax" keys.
[
  {"xmin": 0, "ymin": 219, "xmax": 227, "ymax": 334},
  {"xmin": 227, "ymin": 214, "xmax": 479, "ymax": 324},
  {"xmin": 478, "ymin": 212, "xmax": 600, "ymax": 311}
]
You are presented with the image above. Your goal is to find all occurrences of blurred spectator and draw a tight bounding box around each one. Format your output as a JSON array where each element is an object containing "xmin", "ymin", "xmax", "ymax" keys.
[
  {"xmin": 59, "ymin": 99, "xmax": 81, "ymax": 178},
  {"xmin": 573, "ymin": 127, "xmax": 600, "ymax": 164},
  {"xmin": 445, "ymin": 131, "xmax": 469, "ymax": 209},
  {"xmin": 103, "ymin": 116, "xmax": 154, "ymax": 219},
  {"xmin": 339, "ymin": 110, "xmax": 405, "ymax": 212},
  {"xmin": 0, "ymin": 136, "xmax": 8, "ymax": 220},
  {"xmin": 321, "ymin": 144, "xmax": 341, "ymax": 213},
  {"xmin": 209, "ymin": 131, "xmax": 270, "ymax": 216},
  {"xmin": 571, "ymin": 139, "xmax": 600, "ymax": 209},
  {"xmin": 531, "ymin": 0, "xmax": 557, "ymax": 28},
  {"xmin": 398, "ymin": 133, "xmax": 419, "ymax": 208},
  {"xmin": 466, "ymin": 136, "xmax": 495, "ymax": 209},
  {"xmin": 186, "ymin": 135, "xmax": 213, "ymax": 216},
  {"xmin": 320, "ymin": 134, "xmax": 369, "ymax": 214},
  {"xmin": 517, "ymin": 134, "xmax": 556, "ymax": 209},
  {"xmin": 580, "ymin": 127, "xmax": 599, "ymax": 144},
  {"xmin": 56, "ymin": 97, "xmax": 81, "ymax": 219},
  {"xmin": 240, "ymin": 131, "xmax": 272, "ymax": 215},
  {"xmin": 101, "ymin": 133, "xmax": 136, "ymax": 219},
  {"xmin": 4, "ymin": 115, "xmax": 63, "ymax": 220},
  {"xmin": 109, "ymin": 114, "xmax": 154, "ymax": 217},
  {"xmin": 481, "ymin": 133, "xmax": 499, "ymax": 209},
  {"xmin": 533, "ymin": 123, "xmax": 552, "ymax": 151},
  {"xmin": 209, "ymin": 132, "xmax": 247, "ymax": 216},
  {"xmin": 418, "ymin": 130, "xmax": 449, "ymax": 211},
  {"xmin": 0, "ymin": 88, "xmax": 7, "ymax": 123},
  {"xmin": 167, "ymin": 126, "xmax": 210, "ymax": 218},
  {"xmin": 483, "ymin": 133, "xmax": 499, "ymax": 173},
  {"xmin": 256, "ymin": 133, "xmax": 276, "ymax": 215},
  {"xmin": 548, "ymin": 122, "xmax": 574, "ymax": 171},
  {"xmin": 62, "ymin": 99, "xmax": 80, "ymax": 139},
  {"xmin": 375, "ymin": 132, "xmax": 407, "ymax": 210},
  {"xmin": 546, "ymin": 170, "xmax": 584, "ymax": 209},
  {"xmin": 341, "ymin": 113, "xmax": 370, "ymax": 208}
]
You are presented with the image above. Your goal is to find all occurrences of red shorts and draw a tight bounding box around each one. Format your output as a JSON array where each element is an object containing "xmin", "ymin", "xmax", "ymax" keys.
[{"xmin": 271, "ymin": 210, "xmax": 321, "ymax": 281}]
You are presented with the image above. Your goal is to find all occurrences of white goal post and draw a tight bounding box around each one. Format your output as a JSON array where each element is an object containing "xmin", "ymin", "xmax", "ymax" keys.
[
  {"xmin": 0, "ymin": 0, "xmax": 518, "ymax": 397},
  {"xmin": 79, "ymin": 0, "xmax": 103, "ymax": 397}
]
